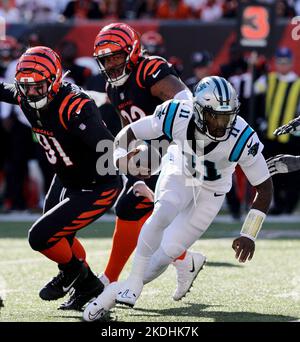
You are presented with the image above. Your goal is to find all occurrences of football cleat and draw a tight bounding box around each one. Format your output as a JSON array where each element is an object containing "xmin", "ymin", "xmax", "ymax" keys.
[
  {"xmin": 59, "ymin": 269, "xmax": 104, "ymax": 311},
  {"xmin": 83, "ymin": 282, "xmax": 120, "ymax": 322},
  {"xmin": 39, "ymin": 258, "xmax": 88, "ymax": 301},
  {"xmin": 172, "ymin": 251, "xmax": 207, "ymax": 301},
  {"xmin": 115, "ymin": 278, "xmax": 143, "ymax": 307}
]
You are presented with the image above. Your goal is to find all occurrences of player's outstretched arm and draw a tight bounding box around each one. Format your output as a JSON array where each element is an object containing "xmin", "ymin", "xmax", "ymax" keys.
[
  {"xmin": 0, "ymin": 82, "xmax": 19, "ymax": 105},
  {"xmin": 151, "ymin": 74, "xmax": 189, "ymax": 101},
  {"xmin": 273, "ymin": 116, "xmax": 300, "ymax": 136},
  {"xmin": 267, "ymin": 154, "xmax": 300, "ymax": 175},
  {"xmin": 232, "ymin": 177, "xmax": 273, "ymax": 263}
]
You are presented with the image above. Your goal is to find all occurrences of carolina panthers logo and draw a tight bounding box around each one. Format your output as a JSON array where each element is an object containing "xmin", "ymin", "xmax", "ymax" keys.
[
  {"xmin": 155, "ymin": 107, "xmax": 164, "ymax": 120},
  {"xmin": 248, "ymin": 142, "xmax": 259, "ymax": 157},
  {"xmin": 197, "ymin": 83, "xmax": 207, "ymax": 92}
]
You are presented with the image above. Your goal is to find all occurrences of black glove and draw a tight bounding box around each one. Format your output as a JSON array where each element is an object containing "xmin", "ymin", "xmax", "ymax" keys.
[
  {"xmin": 266, "ymin": 154, "xmax": 300, "ymax": 175},
  {"xmin": 273, "ymin": 116, "xmax": 300, "ymax": 136}
]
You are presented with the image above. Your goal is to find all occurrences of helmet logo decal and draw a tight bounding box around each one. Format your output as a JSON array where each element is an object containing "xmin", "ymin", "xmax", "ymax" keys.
[
  {"xmin": 98, "ymin": 48, "xmax": 112, "ymax": 55},
  {"xmin": 20, "ymin": 77, "xmax": 35, "ymax": 82}
]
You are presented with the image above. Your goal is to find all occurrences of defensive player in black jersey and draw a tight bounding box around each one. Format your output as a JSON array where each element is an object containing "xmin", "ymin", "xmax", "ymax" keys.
[
  {"xmin": 62, "ymin": 23, "xmax": 208, "ymax": 312},
  {"xmin": 0, "ymin": 46, "xmax": 123, "ymax": 307}
]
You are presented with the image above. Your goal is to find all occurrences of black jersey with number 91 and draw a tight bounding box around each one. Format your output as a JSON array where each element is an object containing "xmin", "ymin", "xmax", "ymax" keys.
[{"xmin": 0, "ymin": 81, "xmax": 118, "ymax": 188}]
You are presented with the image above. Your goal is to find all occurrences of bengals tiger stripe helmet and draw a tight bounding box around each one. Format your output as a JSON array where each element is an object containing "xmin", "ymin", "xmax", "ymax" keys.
[
  {"xmin": 93, "ymin": 23, "xmax": 141, "ymax": 87},
  {"xmin": 15, "ymin": 46, "xmax": 62, "ymax": 109}
]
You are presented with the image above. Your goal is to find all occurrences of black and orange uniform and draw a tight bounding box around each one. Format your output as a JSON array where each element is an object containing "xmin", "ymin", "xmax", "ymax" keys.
[
  {"xmin": 0, "ymin": 81, "xmax": 122, "ymax": 253},
  {"xmin": 107, "ymin": 55, "xmax": 178, "ymax": 221},
  {"xmin": 89, "ymin": 22, "xmax": 188, "ymax": 288},
  {"xmin": 1, "ymin": 45, "xmax": 122, "ymax": 306}
]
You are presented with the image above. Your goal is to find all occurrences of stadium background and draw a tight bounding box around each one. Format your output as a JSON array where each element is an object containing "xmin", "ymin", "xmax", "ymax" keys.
[{"xmin": 5, "ymin": 19, "xmax": 300, "ymax": 79}]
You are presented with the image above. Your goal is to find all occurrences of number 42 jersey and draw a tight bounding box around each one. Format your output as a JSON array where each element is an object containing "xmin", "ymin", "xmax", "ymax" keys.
[{"xmin": 130, "ymin": 99, "xmax": 271, "ymax": 194}]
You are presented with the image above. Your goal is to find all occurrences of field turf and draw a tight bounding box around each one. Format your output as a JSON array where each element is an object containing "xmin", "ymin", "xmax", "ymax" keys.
[{"xmin": 0, "ymin": 220, "xmax": 300, "ymax": 322}]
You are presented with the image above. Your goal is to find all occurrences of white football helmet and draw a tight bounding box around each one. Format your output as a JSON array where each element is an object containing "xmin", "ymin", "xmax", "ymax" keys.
[{"xmin": 193, "ymin": 76, "xmax": 240, "ymax": 141}]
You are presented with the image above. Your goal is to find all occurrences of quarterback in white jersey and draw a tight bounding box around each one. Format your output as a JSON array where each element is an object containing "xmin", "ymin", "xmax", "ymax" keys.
[{"xmin": 86, "ymin": 76, "xmax": 273, "ymax": 315}]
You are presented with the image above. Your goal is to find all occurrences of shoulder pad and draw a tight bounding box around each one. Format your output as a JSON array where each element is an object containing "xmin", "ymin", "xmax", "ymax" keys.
[
  {"xmin": 58, "ymin": 90, "xmax": 92, "ymax": 130},
  {"xmin": 135, "ymin": 56, "xmax": 173, "ymax": 89},
  {"xmin": 229, "ymin": 120, "xmax": 255, "ymax": 162},
  {"xmin": 160, "ymin": 100, "xmax": 191, "ymax": 140}
]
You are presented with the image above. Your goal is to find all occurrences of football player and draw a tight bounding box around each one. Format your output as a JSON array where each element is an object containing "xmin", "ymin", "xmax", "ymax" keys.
[
  {"xmin": 0, "ymin": 46, "xmax": 123, "ymax": 307},
  {"xmin": 110, "ymin": 76, "xmax": 273, "ymax": 308},
  {"xmin": 266, "ymin": 116, "xmax": 300, "ymax": 175},
  {"xmin": 63, "ymin": 22, "xmax": 207, "ymax": 310}
]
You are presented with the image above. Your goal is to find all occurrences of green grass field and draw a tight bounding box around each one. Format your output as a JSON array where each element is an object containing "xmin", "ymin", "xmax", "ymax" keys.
[{"xmin": 0, "ymin": 220, "xmax": 300, "ymax": 322}]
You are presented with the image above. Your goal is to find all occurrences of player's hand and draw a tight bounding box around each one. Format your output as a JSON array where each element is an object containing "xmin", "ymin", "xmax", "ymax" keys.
[
  {"xmin": 133, "ymin": 182, "xmax": 154, "ymax": 202},
  {"xmin": 266, "ymin": 154, "xmax": 299, "ymax": 175},
  {"xmin": 117, "ymin": 148, "xmax": 151, "ymax": 179},
  {"xmin": 232, "ymin": 236, "xmax": 255, "ymax": 263},
  {"xmin": 273, "ymin": 116, "xmax": 300, "ymax": 136}
]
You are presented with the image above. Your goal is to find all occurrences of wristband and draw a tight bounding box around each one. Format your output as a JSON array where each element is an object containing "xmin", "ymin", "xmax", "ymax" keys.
[{"xmin": 240, "ymin": 209, "xmax": 266, "ymax": 241}]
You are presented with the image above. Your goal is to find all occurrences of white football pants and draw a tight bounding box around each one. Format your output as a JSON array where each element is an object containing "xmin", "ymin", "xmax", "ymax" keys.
[{"xmin": 129, "ymin": 146, "xmax": 225, "ymax": 283}]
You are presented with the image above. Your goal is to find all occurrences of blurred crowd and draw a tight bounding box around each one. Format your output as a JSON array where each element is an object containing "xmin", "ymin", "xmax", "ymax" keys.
[
  {"xmin": 1, "ymin": 22, "xmax": 300, "ymax": 216},
  {"xmin": 0, "ymin": 0, "xmax": 299, "ymax": 23}
]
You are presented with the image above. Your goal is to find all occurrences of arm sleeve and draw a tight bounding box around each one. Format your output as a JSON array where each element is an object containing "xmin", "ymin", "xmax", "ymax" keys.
[
  {"xmin": 68, "ymin": 100, "xmax": 115, "ymax": 150},
  {"xmin": 0, "ymin": 82, "xmax": 19, "ymax": 105},
  {"xmin": 130, "ymin": 115, "xmax": 163, "ymax": 140},
  {"xmin": 131, "ymin": 99, "xmax": 193, "ymax": 143}
]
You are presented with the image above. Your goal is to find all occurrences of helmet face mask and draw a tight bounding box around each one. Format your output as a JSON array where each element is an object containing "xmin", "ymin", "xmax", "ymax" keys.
[
  {"xmin": 94, "ymin": 23, "xmax": 141, "ymax": 87},
  {"xmin": 193, "ymin": 76, "xmax": 239, "ymax": 142},
  {"xmin": 95, "ymin": 51, "xmax": 130, "ymax": 87},
  {"xmin": 16, "ymin": 79, "xmax": 51, "ymax": 108}
]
